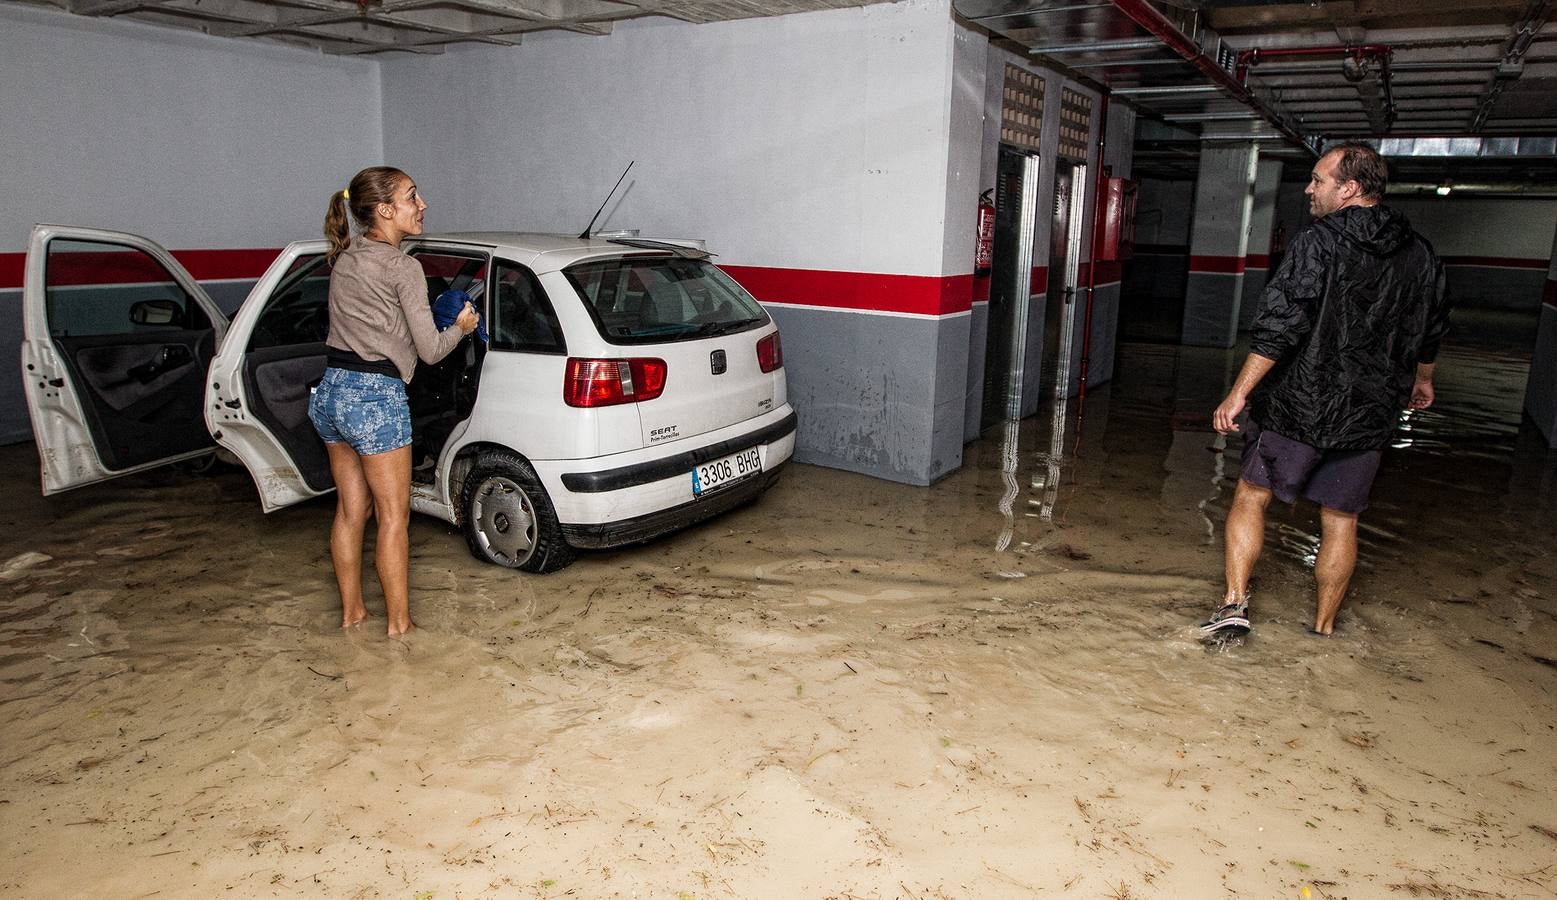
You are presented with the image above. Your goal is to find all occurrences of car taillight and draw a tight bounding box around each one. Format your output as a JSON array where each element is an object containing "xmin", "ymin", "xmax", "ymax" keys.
[
  {"xmin": 756, "ymin": 332, "xmax": 783, "ymax": 373},
  {"xmin": 563, "ymin": 357, "xmax": 667, "ymax": 407}
]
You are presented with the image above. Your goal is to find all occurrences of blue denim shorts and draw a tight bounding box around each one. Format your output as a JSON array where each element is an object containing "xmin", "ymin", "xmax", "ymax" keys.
[{"xmin": 307, "ymin": 367, "xmax": 411, "ymax": 456}]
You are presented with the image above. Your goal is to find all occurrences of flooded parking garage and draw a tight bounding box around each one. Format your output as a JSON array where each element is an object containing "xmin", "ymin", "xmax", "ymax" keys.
[{"xmin": 2, "ymin": 324, "xmax": 1555, "ymax": 899}]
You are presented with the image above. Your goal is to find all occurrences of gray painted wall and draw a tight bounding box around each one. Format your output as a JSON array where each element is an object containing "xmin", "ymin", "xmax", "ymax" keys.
[{"xmin": 768, "ymin": 306, "xmax": 968, "ymax": 484}]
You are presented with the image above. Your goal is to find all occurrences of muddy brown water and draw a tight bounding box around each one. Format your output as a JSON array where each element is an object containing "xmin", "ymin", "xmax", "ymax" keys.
[{"xmin": 2, "ymin": 331, "xmax": 1554, "ymax": 898}]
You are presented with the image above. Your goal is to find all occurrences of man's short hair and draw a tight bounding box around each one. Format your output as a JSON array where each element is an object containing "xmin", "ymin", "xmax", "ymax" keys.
[{"xmin": 1327, "ymin": 141, "xmax": 1389, "ymax": 201}]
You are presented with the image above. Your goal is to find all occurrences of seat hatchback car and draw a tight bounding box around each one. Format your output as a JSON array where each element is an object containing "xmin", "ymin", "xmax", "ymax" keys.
[{"xmin": 21, "ymin": 225, "xmax": 795, "ymax": 572}]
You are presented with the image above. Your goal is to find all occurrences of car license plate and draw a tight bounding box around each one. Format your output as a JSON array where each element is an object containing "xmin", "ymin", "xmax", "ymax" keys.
[{"xmin": 692, "ymin": 447, "xmax": 762, "ymax": 497}]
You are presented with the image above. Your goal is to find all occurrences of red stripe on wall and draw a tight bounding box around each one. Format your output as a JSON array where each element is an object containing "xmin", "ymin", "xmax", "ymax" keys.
[
  {"xmin": 165, "ymin": 249, "xmax": 278, "ymax": 281},
  {"xmin": 2, "ymin": 246, "xmax": 1043, "ymax": 319},
  {"xmin": 719, "ymin": 265, "xmax": 973, "ymax": 316},
  {"xmin": 1246, "ymin": 253, "xmax": 1271, "ymax": 269},
  {"xmin": 1440, "ymin": 255, "xmax": 1549, "ymax": 270},
  {"xmin": 0, "ymin": 248, "xmax": 278, "ymax": 290},
  {"xmin": 1078, "ymin": 260, "xmax": 1124, "ymax": 285},
  {"xmin": 0, "ymin": 254, "xmax": 20, "ymax": 290},
  {"xmin": 1188, "ymin": 255, "xmax": 1246, "ymax": 275}
]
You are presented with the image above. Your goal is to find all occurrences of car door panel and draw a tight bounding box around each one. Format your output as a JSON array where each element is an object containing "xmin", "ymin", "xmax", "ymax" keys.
[
  {"xmin": 207, "ymin": 242, "xmax": 341, "ymax": 511},
  {"xmin": 243, "ymin": 344, "xmax": 331, "ymax": 492},
  {"xmin": 21, "ymin": 225, "xmax": 227, "ymax": 494}
]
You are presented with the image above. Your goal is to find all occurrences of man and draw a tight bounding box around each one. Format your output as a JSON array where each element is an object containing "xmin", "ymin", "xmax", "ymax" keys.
[{"xmin": 1203, "ymin": 141, "xmax": 1450, "ymax": 638}]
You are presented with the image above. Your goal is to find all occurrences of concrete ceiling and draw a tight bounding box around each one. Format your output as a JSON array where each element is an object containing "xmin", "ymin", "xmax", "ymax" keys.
[
  {"xmin": 7, "ymin": 0, "xmax": 887, "ymax": 54},
  {"xmin": 958, "ymin": 0, "xmax": 1557, "ymax": 187},
  {"xmin": 12, "ymin": 0, "xmax": 1557, "ymax": 187}
]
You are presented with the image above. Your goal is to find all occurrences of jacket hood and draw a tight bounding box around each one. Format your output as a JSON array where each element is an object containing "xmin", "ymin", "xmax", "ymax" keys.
[{"xmin": 1324, "ymin": 204, "xmax": 1412, "ymax": 256}]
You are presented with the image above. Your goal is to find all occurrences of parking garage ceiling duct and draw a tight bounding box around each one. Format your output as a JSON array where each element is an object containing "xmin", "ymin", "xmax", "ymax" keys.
[{"xmin": 955, "ymin": 0, "xmax": 1557, "ymax": 179}]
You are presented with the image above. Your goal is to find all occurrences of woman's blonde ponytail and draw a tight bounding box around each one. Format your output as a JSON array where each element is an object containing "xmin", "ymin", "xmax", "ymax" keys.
[{"xmin": 324, "ymin": 190, "xmax": 352, "ymax": 263}]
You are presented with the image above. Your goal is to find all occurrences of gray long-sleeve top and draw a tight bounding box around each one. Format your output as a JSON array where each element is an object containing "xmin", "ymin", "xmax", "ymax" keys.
[{"xmin": 324, "ymin": 235, "xmax": 465, "ymax": 382}]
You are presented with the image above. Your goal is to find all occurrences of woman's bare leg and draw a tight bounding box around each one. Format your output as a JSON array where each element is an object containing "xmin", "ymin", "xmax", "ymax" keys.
[
  {"xmin": 361, "ymin": 445, "xmax": 414, "ymax": 636},
  {"xmin": 324, "ymin": 441, "xmax": 374, "ymax": 628}
]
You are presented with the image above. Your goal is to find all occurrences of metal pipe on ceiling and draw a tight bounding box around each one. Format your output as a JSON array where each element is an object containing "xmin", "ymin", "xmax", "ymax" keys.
[
  {"xmin": 1236, "ymin": 43, "xmax": 1396, "ymax": 131},
  {"xmin": 1164, "ymin": 111, "xmax": 1264, "ymax": 121},
  {"xmin": 969, "ymin": 2, "xmax": 1112, "ymax": 20},
  {"xmin": 1469, "ymin": 0, "xmax": 1553, "ymax": 131},
  {"xmin": 1069, "ymin": 58, "xmax": 1185, "ymax": 68},
  {"xmin": 1106, "ymin": 0, "xmax": 1312, "ymax": 149},
  {"xmin": 1111, "ymin": 84, "xmax": 1221, "ymax": 96},
  {"xmin": 1233, "ymin": 44, "xmax": 1391, "ymax": 82},
  {"xmin": 1253, "ymin": 61, "xmax": 1503, "ymax": 74},
  {"xmin": 1031, "ymin": 37, "xmax": 1167, "ymax": 54}
]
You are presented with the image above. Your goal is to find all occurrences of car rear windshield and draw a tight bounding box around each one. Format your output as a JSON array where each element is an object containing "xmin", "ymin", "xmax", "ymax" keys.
[{"xmin": 564, "ymin": 255, "xmax": 770, "ymax": 344}]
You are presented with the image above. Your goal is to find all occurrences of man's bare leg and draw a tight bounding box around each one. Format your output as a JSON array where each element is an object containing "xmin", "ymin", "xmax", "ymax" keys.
[
  {"xmin": 1313, "ymin": 506, "xmax": 1359, "ymax": 635},
  {"xmin": 1224, "ymin": 478, "xmax": 1273, "ymax": 606},
  {"xmin": 361, "ymin": 445, "xmax": 414, "ymax": 636},
  {"xmin": 324, "ymin": 442, "xmax": 374, "ymax": 628}
]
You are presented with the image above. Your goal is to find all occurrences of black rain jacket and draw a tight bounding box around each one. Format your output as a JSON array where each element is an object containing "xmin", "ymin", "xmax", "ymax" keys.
[{"xmin": 1248, "ymin": 204, "xmax": 1450, "ymax": 450}]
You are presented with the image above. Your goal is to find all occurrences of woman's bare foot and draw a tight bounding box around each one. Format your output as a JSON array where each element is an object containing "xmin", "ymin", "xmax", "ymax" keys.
[
  {"xmin": 341, "ymin": 605, "xmax": 369, "ymax": 628},
  {"xmin": 387, "ymin": 618, "xmax": 415, "ymax": 637}
]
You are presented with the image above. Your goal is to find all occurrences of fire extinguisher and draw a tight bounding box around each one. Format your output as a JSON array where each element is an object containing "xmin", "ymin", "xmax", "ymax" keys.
[{"xmin": 975, "ymin": 189, "xmax": 995, "ymax": 274}]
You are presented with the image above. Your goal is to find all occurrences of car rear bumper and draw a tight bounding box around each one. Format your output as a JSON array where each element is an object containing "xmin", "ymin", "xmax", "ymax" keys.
[
  {"xmin": 561, "ymin": 461, "xmax": 787, "ymax": 549},
  {"xmin": 531, "ymin": 405, "xmax": 796, "ymax": 530},
  {"xmin": 560, "ymin": 410, "xmax": 796, "ymax": 493}
]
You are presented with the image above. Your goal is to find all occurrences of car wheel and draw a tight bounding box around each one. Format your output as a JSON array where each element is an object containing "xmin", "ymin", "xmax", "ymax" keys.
[{"xmin": 461, "ymin": 451, "xmax": 576, "ymax": 573}]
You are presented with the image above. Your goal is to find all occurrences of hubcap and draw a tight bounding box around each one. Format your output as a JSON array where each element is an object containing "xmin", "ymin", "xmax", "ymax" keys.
[{"xmin": 472, "ymin": 476, "xmax": 536, "ymax": 565}]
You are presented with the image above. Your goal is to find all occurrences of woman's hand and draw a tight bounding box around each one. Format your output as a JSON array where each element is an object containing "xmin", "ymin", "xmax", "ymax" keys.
[{"xmin": 455, "ymin": 302, "xmax": 480, "ymax": 335}]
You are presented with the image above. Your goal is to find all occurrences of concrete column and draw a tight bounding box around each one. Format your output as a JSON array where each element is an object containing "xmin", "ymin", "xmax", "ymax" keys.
[
  {"xmin": 1239, "ymin": 157, "xmax": 1283, "ymax": 329},
  {"xmin": 1181, "ymin": 143, "xmax": 1258, "ymax": 347},
  {"xmin": 1524, "ymin": 223, "xmax": 1557, "ymax": 447}
]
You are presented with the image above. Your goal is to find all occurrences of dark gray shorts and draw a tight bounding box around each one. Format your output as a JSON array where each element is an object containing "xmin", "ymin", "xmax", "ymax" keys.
[{"xmin": 1239, "ymin": 422, "xmax": 1381, "ymax": 514}]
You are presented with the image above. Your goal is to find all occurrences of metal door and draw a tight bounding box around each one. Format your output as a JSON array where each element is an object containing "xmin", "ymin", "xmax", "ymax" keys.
[
  {"xmin": 980, "ymin": 146, "xmax": 1041, "ymax": 429},
  {"xmin": 1039, "ymin": 161, "xmax": 1089, "ymax": 402}
]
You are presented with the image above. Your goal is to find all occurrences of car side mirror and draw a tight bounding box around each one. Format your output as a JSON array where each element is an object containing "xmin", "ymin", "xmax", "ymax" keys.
[{"xmin": 129, "ymin": 298, "xmax": 184, "ymax": 327}]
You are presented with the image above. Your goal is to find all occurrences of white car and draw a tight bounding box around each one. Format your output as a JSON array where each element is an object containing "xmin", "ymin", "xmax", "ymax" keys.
[{"xmin": 20, "ymin": 225, "xmax": 795, "ymax": 572}]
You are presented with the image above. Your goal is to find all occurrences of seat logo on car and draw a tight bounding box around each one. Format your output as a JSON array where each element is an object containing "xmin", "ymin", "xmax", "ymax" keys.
[{"xmin": 710, "ymin": 349, "xmax": 727, "ymax": 375}]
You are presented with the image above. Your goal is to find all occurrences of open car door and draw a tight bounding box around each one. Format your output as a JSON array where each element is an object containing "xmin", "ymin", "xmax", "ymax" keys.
[
  {"xmin": 205, "ymin": 241, "xmax": 336, "ymax": 513},
  {"xmin": 21, "ymin": 225, "xmax": 228, "ymax": 494}
]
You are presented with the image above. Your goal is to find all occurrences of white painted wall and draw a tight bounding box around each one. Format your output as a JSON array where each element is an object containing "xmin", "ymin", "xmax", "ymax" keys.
[
  {"xmin": 1, "ymin": 4, "xmax": 381, "ymax": 443},
  {"xmin": 941, "ymin": 23, "xmax": 988, "ymax": 276},
  {"xmin": 0, "ymin": 4, "xmax": 382, "ymax": 252},
  {"xmin": 379, "ymin": 0, "xmax": 963, "ymax": 277}
]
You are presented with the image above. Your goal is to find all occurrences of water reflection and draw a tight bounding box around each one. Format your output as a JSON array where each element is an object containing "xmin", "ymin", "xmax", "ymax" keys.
[{"xmin": 972, "ymin": 312, "xmax": 1556, "ymax": 572}]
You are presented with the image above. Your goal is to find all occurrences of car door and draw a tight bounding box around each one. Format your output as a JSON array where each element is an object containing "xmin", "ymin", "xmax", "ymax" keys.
[
  {"xmin": 21, "ymin": 225, "xmax": 228, "ymax": 494},
  {"xmin": 206, "ymin": 241, "xmax": 335, "ymax": 513}
]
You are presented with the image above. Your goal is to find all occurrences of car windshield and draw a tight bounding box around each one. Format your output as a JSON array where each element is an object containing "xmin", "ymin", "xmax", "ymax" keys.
[{"xmin": 564, "ymin": 255, "xmax": 769, "ymax": 344}]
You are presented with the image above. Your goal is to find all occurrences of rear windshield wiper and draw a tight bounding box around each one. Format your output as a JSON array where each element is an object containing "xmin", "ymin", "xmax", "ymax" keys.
[{"xmin": 693, "ymin": 317, "xmax": 765, "ymax": 337}]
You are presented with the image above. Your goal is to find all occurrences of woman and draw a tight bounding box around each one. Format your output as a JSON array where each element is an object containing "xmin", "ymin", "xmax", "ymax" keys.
[{"xmin": 309, "ymin": 166, "xmax": 478, "ymax": 635}]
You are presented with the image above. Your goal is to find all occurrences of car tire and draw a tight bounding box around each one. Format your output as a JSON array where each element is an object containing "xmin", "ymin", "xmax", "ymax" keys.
[{"xmin": 460, "ymin": 451, "xmax": 576, "ymax": 573}]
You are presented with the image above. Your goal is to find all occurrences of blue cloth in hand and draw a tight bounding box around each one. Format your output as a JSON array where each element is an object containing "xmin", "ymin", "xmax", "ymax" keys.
[{"xmin": 431, "ymin": 288, "xmax": 488, "ymax": 342}]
